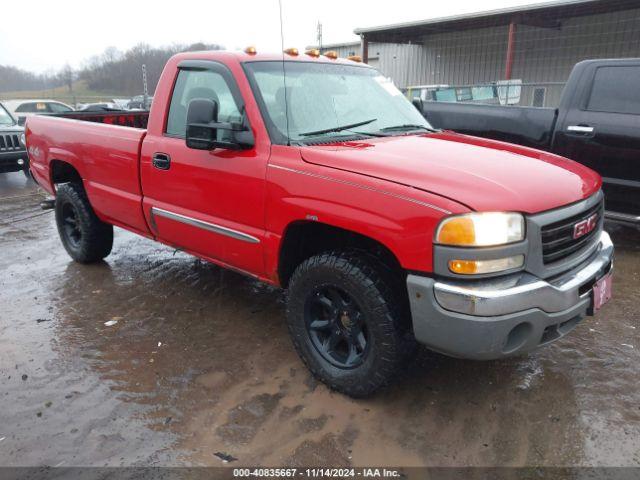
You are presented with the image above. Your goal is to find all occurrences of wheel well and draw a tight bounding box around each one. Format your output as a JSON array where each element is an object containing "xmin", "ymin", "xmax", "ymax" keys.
[
  {"xmin": 278, "ymin": 221, "xmax": 405, "ymax": 288},
  {"xmin": 50, "ymin": 160, "xmax": 82, "ymax": 187}
]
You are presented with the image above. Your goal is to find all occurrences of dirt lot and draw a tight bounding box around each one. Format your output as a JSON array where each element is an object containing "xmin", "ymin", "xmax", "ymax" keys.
[{"xmin": 1, "ymin": 171, "xmax": 639, "ymax": 468}]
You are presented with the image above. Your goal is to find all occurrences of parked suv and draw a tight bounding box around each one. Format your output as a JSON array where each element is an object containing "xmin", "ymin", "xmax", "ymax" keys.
[{"xmin": 0, "ymin": 102, "xmax": 29, "ymax": 177}]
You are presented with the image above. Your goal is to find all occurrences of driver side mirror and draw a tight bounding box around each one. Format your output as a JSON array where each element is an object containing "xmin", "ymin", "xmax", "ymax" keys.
[
  {"xmin": 186, "ymin": 98, "xmax": 219, "ymax": 150},
  {"xmin": 186, "ymin": 98, "xmax": 254, "ymax": 151}
]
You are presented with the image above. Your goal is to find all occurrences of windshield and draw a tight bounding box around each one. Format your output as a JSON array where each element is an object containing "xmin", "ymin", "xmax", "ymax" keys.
[
  {"xmin": 245, "ymin": 61, "xmax": 433, "ymax": 144},
  {"xmin": 0, "ymin": 104, "xmax": 16, "ymax": 126}
]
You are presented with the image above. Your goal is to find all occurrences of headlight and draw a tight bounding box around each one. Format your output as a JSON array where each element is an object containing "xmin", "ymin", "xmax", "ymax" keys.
[
  {"xmin": 20, "ymin": 133, "xmax": 26, "ymax": 146},
  {"xmin": 435, "ymin": 212, "xmax": 525, "ymax": 247}
]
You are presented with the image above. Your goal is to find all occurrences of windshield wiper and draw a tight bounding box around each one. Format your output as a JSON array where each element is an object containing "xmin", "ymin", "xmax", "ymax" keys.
[
  {"xmin": 348, "ymin": 130, "xmax": 389, "ymax": 137},
  {"xmin": 300, "ymin": 118, "xmax": 377, "ymax": 137},
  {"xmin": 380, "ymin": 124, "xmax": 436, "ymax": 133}
]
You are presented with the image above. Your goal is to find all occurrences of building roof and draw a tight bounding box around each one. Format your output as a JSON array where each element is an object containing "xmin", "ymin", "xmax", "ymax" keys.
[
  {"xmin": 354, "ymin": 0, "xmax": 640, "ymax": 42},
  {"xmin": 306, "ymin": 41, "xmax": 361, "ymax": 49}
]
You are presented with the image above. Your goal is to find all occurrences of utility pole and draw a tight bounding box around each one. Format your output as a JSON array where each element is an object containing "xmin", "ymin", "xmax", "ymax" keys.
[
  {"xmin": 141, "ymin": 64, "xmax": 149, "ymax": 109},
  {"xmin": 316, "ymin": 21, "xmax": 323, "ymax": 51}
]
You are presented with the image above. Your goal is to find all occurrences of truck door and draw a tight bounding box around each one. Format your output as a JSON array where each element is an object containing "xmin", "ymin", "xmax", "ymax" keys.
[
  {"xmin": 140, "ymin": 60, "xmax": 267, "ymax": 276},
  {"xmin": 553, "ymin": 62, "xmax": 640, "ymax": 217}
]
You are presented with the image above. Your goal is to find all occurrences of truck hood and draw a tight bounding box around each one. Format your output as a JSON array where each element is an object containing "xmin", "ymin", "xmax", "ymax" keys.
[
  {"xmin": 300, "ymin": 131, "xmax": 602, "ymax": 214},
  {"xmin": 0, "ymin": 124, "xmax": 23, "ymax": 133}
]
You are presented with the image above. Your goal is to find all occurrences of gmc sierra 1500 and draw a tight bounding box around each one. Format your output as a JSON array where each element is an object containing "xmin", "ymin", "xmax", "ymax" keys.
[{"xmin": 26, "ymin": 49, "xmax": 614, "ymax": 396}]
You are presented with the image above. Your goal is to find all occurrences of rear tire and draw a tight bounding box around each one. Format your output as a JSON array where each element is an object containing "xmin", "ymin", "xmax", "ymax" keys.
[
  {"xmin": 55, "ymin": 183, "xmax": 113, "ymax": 263},
  {"xmin": 286, "ymin": 251, "xmax": 411, "ymax": 397}
]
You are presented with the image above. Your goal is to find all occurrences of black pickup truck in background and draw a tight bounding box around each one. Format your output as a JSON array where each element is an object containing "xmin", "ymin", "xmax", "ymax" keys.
[{"xmin": 420, "ymin": 59, "xmax": 640, "ymax": 225}]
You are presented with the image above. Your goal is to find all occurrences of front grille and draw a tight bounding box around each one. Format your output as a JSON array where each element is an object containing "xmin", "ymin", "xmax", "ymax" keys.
[
  {"xmin": 0, "ymin": 133, "xmax": 23, "ymax": 152},
  {"xmin": 541, "ymin": 200, "xmax": 603, "ymax": 265}
]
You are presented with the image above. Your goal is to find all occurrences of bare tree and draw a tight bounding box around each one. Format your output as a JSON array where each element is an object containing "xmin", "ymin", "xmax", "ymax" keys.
[
  {"xmin": 60, "ymin": 64, "xmax": 74, "ymax": 93},
  {"xmin": 1, "ymin": 42, "xmax": 224, "ymax": 96}
]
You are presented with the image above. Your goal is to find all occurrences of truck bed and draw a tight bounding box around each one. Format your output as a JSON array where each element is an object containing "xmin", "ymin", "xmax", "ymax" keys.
[
  {"xmin": 421, "ymin": 102, "xmax": 558, "ymax": 151},
  {"xmin": 52, "ymin": 110, "xmax": 149, "ymax": 129},
  {"xmin": 27, "ymin": 113, "xmax": 150, "ymax": 234}
]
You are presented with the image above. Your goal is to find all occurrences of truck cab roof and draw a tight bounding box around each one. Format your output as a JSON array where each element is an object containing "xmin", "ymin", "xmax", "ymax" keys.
[{"xmin": 173, "ymin": 49, "xmax": 372, "ymax": 67}]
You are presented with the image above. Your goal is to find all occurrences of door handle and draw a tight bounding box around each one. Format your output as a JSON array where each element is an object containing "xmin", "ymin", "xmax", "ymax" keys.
[
  {"xmin": 567, "ymin": 125, "xmax": 595, "ymax": 134},
  {"xmin": 152, "ymin": 153, "xmax": 171, "ymax": 170}
]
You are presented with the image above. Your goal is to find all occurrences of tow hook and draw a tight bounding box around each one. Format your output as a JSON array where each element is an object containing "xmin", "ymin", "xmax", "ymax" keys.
[{"xmin": 40, "ymin": 198, "xmax": 55, "ymax": 210}]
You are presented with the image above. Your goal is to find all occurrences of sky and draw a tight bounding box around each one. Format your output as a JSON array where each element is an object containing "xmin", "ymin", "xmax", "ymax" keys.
[{"xmin": 1, "ymin": 0, "xmax": 553, "ymax": 73}]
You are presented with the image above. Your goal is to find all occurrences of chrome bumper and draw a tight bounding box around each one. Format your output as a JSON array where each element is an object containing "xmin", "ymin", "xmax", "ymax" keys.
[{"xmin": 433, "ymin": 231, "xmax": 613, "ymax": 317}]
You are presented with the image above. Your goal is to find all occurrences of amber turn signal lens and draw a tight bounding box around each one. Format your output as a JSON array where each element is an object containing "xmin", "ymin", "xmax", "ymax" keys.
[
  {"xmin": 449, "ymin": 260, "xmax": 479, "ymax": 275},
  {"xmin": 437, "ymin": 216, "xmax": 476, "ymax": 246},
  {"xmin": 448, "ymin": 255, "xmax": 525, "ymax": 275}
]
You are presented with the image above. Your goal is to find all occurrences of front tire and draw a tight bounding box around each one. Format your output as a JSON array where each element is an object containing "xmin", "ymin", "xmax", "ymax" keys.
[
  {"xmin": 286, "ymin": 251, "xmax": 411, "ymax": 397},
  {"xmin": 55, "ymin": 183, "xmax": 113, "ymax": 263}
]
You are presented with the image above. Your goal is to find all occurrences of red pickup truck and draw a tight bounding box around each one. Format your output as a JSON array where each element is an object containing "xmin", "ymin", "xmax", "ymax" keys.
[{"xmin": 26, "ymin": 49, "xmax": 614, "ymax": 396}]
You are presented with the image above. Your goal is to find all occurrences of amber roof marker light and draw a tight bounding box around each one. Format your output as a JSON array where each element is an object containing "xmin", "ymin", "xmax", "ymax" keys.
[
  {"xmin": 305, "ymin": 49, "xmax": 320, "ymax": 57},
  {"xmin": 283, "ymin": 47, "xmax": 299, "ymax": 56},
  {"xmin": 324, "ymin": 50, "xmax": 338, "ymax": 59},
  {"xmin": 244, "ymin": 46, "xmax": 257, "ymax": 55},
  {"xmin": 347, "ymin": 55, "xmax": 362, "ymax": 62}
]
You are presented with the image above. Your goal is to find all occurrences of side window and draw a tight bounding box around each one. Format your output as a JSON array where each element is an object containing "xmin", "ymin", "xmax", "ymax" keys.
[
  {"xmin": 16, "ymin": 103, "xmax": 39, "ymax": 113},
  {"xmin": 165, "ymin": 68, "xmax": 242, "ymax": 138},
  {"xmin": 587, "ymin": 66, "xmax": 640, "ymax": 115},
  {"xmin": 49, "ymin": 103, "xmax": 73, "ymax": 113}
]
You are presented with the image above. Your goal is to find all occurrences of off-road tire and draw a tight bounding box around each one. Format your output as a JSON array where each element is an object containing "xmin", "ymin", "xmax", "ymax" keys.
[
  {"xmin": 55, "ymin": 182, "xmax": 113, "ymax": 263},
  {"xmin": 286, "ymin": 251, "xmax": 412, "ymax": 397}
]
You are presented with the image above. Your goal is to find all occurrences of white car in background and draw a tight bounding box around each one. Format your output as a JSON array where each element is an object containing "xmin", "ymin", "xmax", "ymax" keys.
[{"xmin": 3, "ymin": 99, "xmax": 74, "ymax": 125}]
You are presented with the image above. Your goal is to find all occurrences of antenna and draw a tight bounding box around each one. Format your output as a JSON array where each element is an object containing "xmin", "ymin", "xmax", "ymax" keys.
[
  {"xmin": 141, "ymin": 64, "xmax": 149, "ymax": 109},
  {"xmin": 278, "ymin": 0, "xmax": 291, "ymax": 146},
  {"xmin": 317, "ymin": 21, "xmax": 323, "ymax": 51}
]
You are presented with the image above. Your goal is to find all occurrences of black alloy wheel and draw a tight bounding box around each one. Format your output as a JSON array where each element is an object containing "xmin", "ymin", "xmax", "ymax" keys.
[
  {"xmin": 305, "ymin": 285, "xmax": 369, "ymax": 369},
  {"xmin": 61, "ymin": 202, "xmax": 82, "ymax": 248}
]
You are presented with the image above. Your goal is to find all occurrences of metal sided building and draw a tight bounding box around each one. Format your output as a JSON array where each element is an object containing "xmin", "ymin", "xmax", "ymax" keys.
[
  {"xmin": 311, "ymin": 41, "xmax": 425, "ymax": 88},
  {"xmin": 341, "ymin": 0, "xmax": 640, "ymax": 107}
]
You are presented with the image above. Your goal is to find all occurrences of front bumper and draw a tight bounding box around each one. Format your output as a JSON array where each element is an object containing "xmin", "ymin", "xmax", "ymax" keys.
[
  {"xmin": 407, "ymin": 231, "xmax": 613, "ymax": 360},
  {"xmin": 0, "ymin": 150, "xmax": 28, "ymax": 173}
]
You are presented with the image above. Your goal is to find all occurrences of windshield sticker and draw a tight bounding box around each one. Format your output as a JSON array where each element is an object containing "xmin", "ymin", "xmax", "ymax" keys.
[{"xmin": 375, "ymin": 76, "xmax": 402, "ymax": 97}]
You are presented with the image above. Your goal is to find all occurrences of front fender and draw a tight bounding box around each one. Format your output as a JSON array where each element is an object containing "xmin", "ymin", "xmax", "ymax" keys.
[{"xmin": 264, "ymin": 148, "xmax": 469, "ymax": 280}]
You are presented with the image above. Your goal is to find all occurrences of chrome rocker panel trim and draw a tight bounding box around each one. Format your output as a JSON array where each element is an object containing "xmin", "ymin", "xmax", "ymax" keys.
[{"xmin": 150, "ymin": 207, "xmax": 260, "ymax": 244}]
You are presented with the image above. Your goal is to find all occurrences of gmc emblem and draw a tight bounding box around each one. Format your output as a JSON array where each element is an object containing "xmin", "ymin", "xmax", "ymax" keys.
[{"xmin": 573, "ymin": 213, "xmax": 598, "ymax": 239}]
